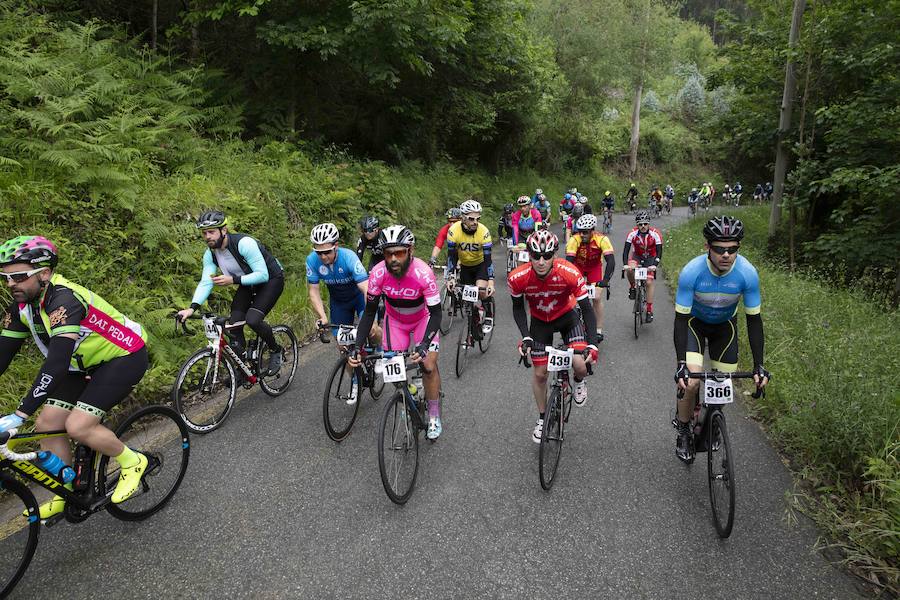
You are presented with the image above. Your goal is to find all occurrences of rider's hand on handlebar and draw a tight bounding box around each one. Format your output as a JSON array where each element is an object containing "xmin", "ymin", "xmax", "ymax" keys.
[
  {"xmin": 346, "ymin": 346, "xmax": 362, "ymax": 368},
  {"xmin": 585, "ymin": 345, "xmax": 598, "ymax": 365},
  {"xmin": 675, "ymin": 362, "xmax": 690, "ymax": 390},
  {"xmin": 0, "ymin": 413, "xmax": 24, "ymax": 433},
  {"xmin": 753, "ymin": 365, "xmax": 771, "ymax": 389},
  {"xmin": 176, "ymin": 308, "xmax": 195, "ymax": 322},
  {"xmin": 518, "ymin": 336, "xmax": 534, "ymax": 357}
]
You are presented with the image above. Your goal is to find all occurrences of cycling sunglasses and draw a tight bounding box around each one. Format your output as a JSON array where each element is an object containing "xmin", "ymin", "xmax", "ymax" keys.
[
  {"xmin": 709, "ymin": 244, "xmax": 740, "ymax": 256},
  {"xmin": 529, "ymin": 250, "xmax": 555, "ymax": 261},
  {"xmin": 315, "ymin": 246, "xmax": 337, "ymax": 256},
  {"xmin": 0, "ymin": 267, "xmax": 47, "ymax": 283},
  {"xmin": 384, "ymin": 247, "xmax": 410, "ymax": 259}
]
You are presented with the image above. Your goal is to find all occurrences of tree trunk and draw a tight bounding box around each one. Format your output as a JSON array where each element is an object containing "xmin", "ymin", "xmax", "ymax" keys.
[
  {"xmin": 628, "ymin": 82, "xmax": 643, "ymax": 177},
  {"xmin": 151, "ymin": 0, "xmax": 158, "ymax": 50},
  {"xmin": 769, "ymin": 0, "xmax": 806, "ymax": 237}
]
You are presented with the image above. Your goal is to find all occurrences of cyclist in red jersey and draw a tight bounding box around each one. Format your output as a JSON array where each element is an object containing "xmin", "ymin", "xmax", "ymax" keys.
[
  {"xmin": 622, "ymin": 211, "xmax": 663, "ymax": 322},
  {"xmin": 429, "ymin": 207, "xmax": 462, "ymax": 268},
  {"xmin": 508, "ymin": 230, "xmax": 599, "ymax": 443}
]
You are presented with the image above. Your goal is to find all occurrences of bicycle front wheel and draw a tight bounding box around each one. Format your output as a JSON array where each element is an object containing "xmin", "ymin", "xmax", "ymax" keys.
[
  {"xmin": 633, "ymin": 289, "xmax": 641, "ymax": 340},
  {"xmin": 479, "ymin": 302, "xmax": 493, "ymax": 353},
  {"xmin": 173, "ymin": 347, "xmax": 236, "ymax": 434},
  {"xmin": 707, "ymin": 411, "xmax": 736, "ymax": 537},
  {"xmin": 377, "ymin": 392, "xmax": 419, "ymax": 504},
  {"xmin": 539, "ymin": 387, "xmax": 564, "ymax": 490},
  {"xmin": 323, "ymin": 356, "xmax": 361, "ymax": 442},
  {"xmin": 0, "ymin": 474, "xmax": 40, "ymax": 597},
  {"xmin": 455, "ymin": 310, "xmax": 470, "ymax": 377},
  {"xmin": 102, "ymin": 405, "xmax": 190, "ymax": 521},
  {"xmin": 440, "ymin": 284, "xmax": 454, "ymax": 334},
  {"xmin": 258, "ymin": 325, "xmax": 298, "ymax": 396}
]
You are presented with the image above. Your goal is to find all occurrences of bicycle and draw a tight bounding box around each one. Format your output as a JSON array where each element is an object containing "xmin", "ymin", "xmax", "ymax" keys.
[
  {"xmin": 624, "ymin": 264, "xmax": 655, "ymax": 339},
  {"xmin": 438, "ymin": 265, "xmax": 460, "ymax": 334},
  {"xmin": 664, "ymin": 196, "xmax": 673, "ymax": 215},
  {"xmin": 171, "ymin": 313, "xmax": 298, "ymax": 434},
  {"xmin": 676, "ymin": 371, "xmax": 765, "ymax": 538},
  {"xmin": 451, "ymin": 282, "xmax": 493, "ymax": 377},
  {"xmin": 0, "ymin": 405, "xmax": 189, "ymax": 596},
  {"xmin": 319, "ymin": 323, "xmax": 385, "ymax": 442},
  {"xmin": 521, "ymin": 344, "xmax": 592, "ymax": 490},
  {"xmin": 371, "ymin": 342, "xmax": 439, "ymax": 504},
  {"xmin": 601, "ymin": 208, "xmax": 612, "ymax": 235},
  {"xmin": 506, "ymin": 243, "xmax": 529, "ymax": 275}
]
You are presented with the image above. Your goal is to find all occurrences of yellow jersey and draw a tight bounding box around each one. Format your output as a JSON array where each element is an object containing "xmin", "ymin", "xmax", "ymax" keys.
[{"xmin": 447, "ymin": 222, "xmax": 492, "ymax": 267}]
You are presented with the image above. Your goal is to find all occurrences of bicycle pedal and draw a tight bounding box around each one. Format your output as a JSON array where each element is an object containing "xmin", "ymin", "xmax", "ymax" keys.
[{"xmin": 41, "ymin": 514, "xmax": 65, "ymax": 528}]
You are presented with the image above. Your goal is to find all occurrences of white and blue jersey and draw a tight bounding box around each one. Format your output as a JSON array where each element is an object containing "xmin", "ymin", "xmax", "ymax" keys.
[
  {"xmin": 306, "ymin": 247, "xmax": 368, "ymax": 328},
  {"xmin": 675, "ymin": 254, "xmax": 761, "ymax": 324},
  {"xmin": 191, "ymin": 235, "xmax": 279, "ymax": 307}
]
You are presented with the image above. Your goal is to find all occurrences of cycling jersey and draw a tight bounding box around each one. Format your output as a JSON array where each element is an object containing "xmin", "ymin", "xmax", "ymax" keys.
[
  {"xmin": 305, "ymin": 247, "xmax": 369, "ymax": 304},
  {"xmin": 624, "ymin": 227, "xmax": 663, "ymax": 260},
  {"xmin": 191, "ymin": 233, "xmax": 283, "ymax": 308},
  {"xmin": 664, "ymin": 187, "xmax": 674, "ymax": 198},
  {"xmin": 602, "ymin": 197, "xmax": 615, "ymax": 209},
  {"xmin": 1, "ymin": 273, "xmax": 146, "ymax": 371},
  {"xmin": 675, "ymin": 254, "xmax": 761, "ymax": 325},
  {"xmin": 447, "ymin": 222, "xmax": 492, "ymax": 268},
  {"xmin": 508, "ymin": 259, "xmax": 588, "ymax": 322},
  {"xmin": 356, "ymin": 235, "xmax": 383, "ymax": 270},
  {"xmin": 434, "ymin": 223, "xmax": 453, "ymax": 251},
  {"xmin": 559, "ymin": 197, "xmax": 576, "ymax": 212},
  {"xmin": 367, "ymin": 258, "xmax": 441, "ymax": 325},
  {"xmin": 511, "ymin": 208, "xmax": 542, "ymax": 245},
  {"xmin": 565, "ymin": 233, "xmax": 614, "ymax": 270},
  {"xmin": 651, "ymin": 190, "xmax": 663, "ymax": 200}
]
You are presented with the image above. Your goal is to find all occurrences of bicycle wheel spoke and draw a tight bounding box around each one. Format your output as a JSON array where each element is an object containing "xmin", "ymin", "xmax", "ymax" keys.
[
  {"xmin": 259, "ymin": 326, "xmax": 298, "ymax": 396},
  {"xmin": 174, "ymin": 349, "xmax": 235, "ymax": 433},
  {"xmin": 378, "ymin": 395, "xmax": 419, "ymax": 504},
  {"xmin": 323, "ymin": 358, "xmax": 361, "ymax": 442},
  {"xmin": 707, "ymin": 412, "xmax": 736, "ymax": 537}
]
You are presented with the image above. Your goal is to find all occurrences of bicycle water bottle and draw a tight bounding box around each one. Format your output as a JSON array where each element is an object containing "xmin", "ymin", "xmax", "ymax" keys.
[
  {"xmin": 34, "ymin": 450, "xmax": 75, "ymax": 484},
  {"xmin": 408, "ymin": 375, "xmax": 424, "ymax": 399}
]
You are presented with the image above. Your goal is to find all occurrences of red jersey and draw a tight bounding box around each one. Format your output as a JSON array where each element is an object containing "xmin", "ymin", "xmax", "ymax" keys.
[
  {"xmin": 507, "ymin": 259, "xmax": 588, "ymax": 322},
  {"xmin": 434, "ymin": 222, "xmax": 453, "ymax": 250},
  {"xmin": 625, "ymin": 227, "xmax": 663, "ymax": 258}
]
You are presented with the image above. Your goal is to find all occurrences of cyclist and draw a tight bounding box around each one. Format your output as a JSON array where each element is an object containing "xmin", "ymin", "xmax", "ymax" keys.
[
  {"xmin": 566, "ymin": 214, "xmax": 615, "ymax": 342},
  {"xmin": 699, "ymin": 182, "xmax": 712, "ymax": 209},
  {"xmin": 531, "ymin": 188, "xmax": 544, "ymax": 206},
  {"xmin": 753, "ymin": 183, "xmax": 764, "ymax": 203},
  {"xmin": 623, "ymin": 211, "xmax": 663, "ymax": 323},
  {"xmin": 733, "ymin": 182, "xmax": 743, "ymax": 205},
  {"xmin": 508, "ymin": 230, "xmax": 599, "ymax": 442},
  {"xmin": 673, "ymin": 216, "xmax": 770, "ymax": 461},
  {"xmin": 664, "ymin": 184, "xmax": 675, "ymax": 213},
  {"xmin": 348, "ymin": 226, "xmax": 444, "ymax": 439},
  {"xmin": 559, "ymin": 192, "xmax": 576, "ymax": 222},
  {"xmin": 430, "ymin": 207, "xmax": 463, "ymax": 267},
  {"xmin": 177, "ymin": 210, "xmax": 285, "ymax": 375},
  {"xmin": 649, "ymin": 185, "xmax": 664, "ymax": 215},
  {"xmin": 355, "ymin": 215, "xmax": 383, "ymax": 271},
  {"xmin": 496, "ymin": 204, "xmax": 515, "ymax": 245},
  {"xmin": 624, "ymin": 183, "xmax": 638, "ymax": 213},
  {"xmin": 764, "ymin": 182, "xmax": 774, "ymax": 201},
  {"xmin": 722, "ymin": 183, "xmax": 732, "ymax": 205},
  {"xmin": 512, "ymin": 195, "xmax": 543, "ymax": 246},
  {"xmin": 601, "ymin": 191, "xmax": 615, "ymax": 221},
  {"xmin": 0, "ymin": 236, "xmax": 150, "ymax": 519},
  {"xmin": 447, "ymin": 200, "xmax": 495, "ymax": 334},
  {"xmin": 534, "ymin": 193, "xmax": 552, "ymax": 224},
  {"xmin": 687, "ymin": 188, "xmax": 700, "ymax": 214},
  {"xmin": 564, "ymin": 204, "xmax": 587, "ymax": 244}
]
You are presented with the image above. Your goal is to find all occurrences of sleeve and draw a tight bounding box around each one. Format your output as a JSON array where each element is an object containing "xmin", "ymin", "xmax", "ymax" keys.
[
  {"xmin": 481, "ymin": 227, "xmax": 494, "ymax": 279},
  {"xmin": 366, "ymin": 264, "xmax": 385, "ymax": 301},
  {"xmin": 44, "ymin": 287, "xmax": 88, "ymax": 337},
  {"xmin": 235, "ymin": 236, "xmax": 270, "ymax": 286},
  {"xmin": 674, "ymin": 266, "xmax": 695, "ymax": 315},
  {"xmin": 568, "ymin": 265, "xmax": 589, "ymax": 302},
  {"xmin": 348, "ymin": 251, "xmax": 369, "ymax": 284},
  {"xmin": 305, "ymin": 253, "xmax": 321, "ymax": 284},
  {"xmin": 435, "ymin": 225, "xmax": 449, "ymax": 250},
  {"xmin": 355, "ymin": 237, "xmax": 365, "ymax": 260},
  {"xmin": 511, "ymin": 294, "xmax": 529, "ymax": 337},
  {"xmin": 510, "ymin": 213, "xmax": 520, "ymax": 245},
  {"xmin": 742, "ymin": 264, "xmax": 762, "ymax": 315},
  {"xmin": 190, "ymin": 250, "xmax": 217, "ymax": 308},
  {"xmin": 565, "ymin": 235, "xmax": 578, "ymax": 257},
  {"xmin": 447, "ymin": 226, "xmax": 459, "ymax": 271},
  {"xmin": 507, "ymin": 270, "xmax": 524, "ymax": 298},
  {"xmin": 532, "ymin": 209, "xmax": 542, "ymax": 222},
  {"xmin": 674, "ymin": 312, "xmax": 690, "ymax": 362},
  {"xmin": 421, "ymin": 266, "xmax": 441, "ymax": 307},
  {"xmin": 18, "ymin": 336, "xmax": 77, "ymax": 416},
  {"xmin": 1, "ymin": 304, "xmax": 29, "ymax": 341},
  {"xmin": 746, "ymin": 313, "xmax": 764, "ymax": 368},
  {"xmin": 577, "ymin": 297, "xmax": 598, "ymax": 346}
]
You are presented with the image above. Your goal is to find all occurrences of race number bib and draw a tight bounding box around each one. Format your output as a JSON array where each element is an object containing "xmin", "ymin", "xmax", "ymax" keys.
[
  {"xmin": 337, "ymin": 325, "xmax": 356, "ymax": 345},
  {"xmin": 462, "ymin": 285, "xmax": 479, "ymax": 303},
  {"xmin": 518, "ymin": 251, "xmax": 529, "ymax": 263},
  {"xmin": 545, "ymin": 346, "xmax": 574, "ymax": 372},
  {"xmin": 634, "ymin": 267, "xmax": 648, "ymax": 281},
  {"xmin": 381, "ymin": 355, "xmax": 407, "ymax": 383},
  {"xmin": 203, "ymin": 317, "xmax": 219, "ymax": 340},
  {"xmin": 704, "ymin": 378, "xmax": 734, "ymax": 404},
  {"xmin": 587, "ymin": 286, "xmax": 596, "ymax": 299}
]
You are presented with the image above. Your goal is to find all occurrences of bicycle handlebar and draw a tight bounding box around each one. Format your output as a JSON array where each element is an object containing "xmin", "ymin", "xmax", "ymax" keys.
[
  {"xmin": 676, "ymin": 370, "xmax": 768, "ymax": 400},
  {"xmin": 0, "ymin": 429, "xmax": 37, "ymax": 461},
  {"xmin": 519, "ymin": 347, "xmax": 593, "ymax": 376}
]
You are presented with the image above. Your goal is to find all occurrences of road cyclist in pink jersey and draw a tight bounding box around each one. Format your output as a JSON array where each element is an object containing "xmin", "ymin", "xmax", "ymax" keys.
[{"xmin": 348, "ymin": 226, "xmax": 445, "ymax": 439}]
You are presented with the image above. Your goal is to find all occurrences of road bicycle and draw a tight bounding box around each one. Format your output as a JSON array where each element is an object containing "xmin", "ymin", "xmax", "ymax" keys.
[
  {"xmin": 438, "ymin": 265, "xmax": 460, "ymax": 334},
  {"xmin": 506, "ymin": 243, "xmax": 528, "ymax": 275},
  {"xmin": 370, "ymin": 341, "xmax": 440, "ymax": 504},
  {"xmin": 171, "ymin": 313, "xmax": 298, "ymax": 434},
  {"xmin": 601, "ymin": 207, "xmax": 612, "ymax": 234},
  {"xmin": 624, "ymin": 264, "xmax": 655, "ymax": 339},
  {"xmin": 521, "ymin": 344, "xmax": 592, "ymax": 490},
  {"xmin": 0, "ymin": 405, "xmax": 189, "ymax": 596},
  {"xmin": 664, "ymin": 196, "xmax": 673, "ymax": 215},
  {"xmin": 319, "ymin": 322, "xmax": 385, "ymax": 442},
  {"xmin": 676, "ymin": 371, "xmax": 765, "ymax": 538},
  {"xmin": 451, "ymin": 282, "xmax": 493, "ymax": 377}
]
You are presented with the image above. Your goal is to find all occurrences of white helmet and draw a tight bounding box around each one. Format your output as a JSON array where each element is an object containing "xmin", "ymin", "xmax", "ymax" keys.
[
  {"xmin": 577, "ymin": 195, "xmax": 589, "ymax": 205},
  {"xmin": 576, "ymin": 214, "xmax": 597, "ymax": 231},
  {"xmin": 535, "ymin": 188, "xmax": 543, "ymax": 195},
  {"xmin": 310, "ymin": 223, "xmax": 339, "ymax": 245},
  {"xmin": 459, "ymin": 199, "xmax": 482, "ymax": 214},
  {"xmin": 516, "ymin": 195, "xmax": 531, "ymax": 206},
  {"xmin": 377, "ymin": 224, "xmax": 415, "ymax": 249}
]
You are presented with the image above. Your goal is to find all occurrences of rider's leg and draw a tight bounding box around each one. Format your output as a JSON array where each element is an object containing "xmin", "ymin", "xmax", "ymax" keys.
[{"xmin": 244, "ymin": 277, "xmax": 285, "ymax": 352}]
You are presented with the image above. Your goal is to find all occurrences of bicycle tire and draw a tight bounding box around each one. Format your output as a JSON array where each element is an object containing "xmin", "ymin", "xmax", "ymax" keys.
[
  {"xmin": 478, "ymin": 301, "xmax": 493, "ymax": 353},
  {"xmin": 539, "ymin": 387, "xmax": 564, "ymax": 490},
  {"xmin": 0, "ymin": 474, "xmax": 40, "ymax": 598},
  {"xmin": 377, "ymin": 392, "xmax": 419, "ymax": 504},
  {"xmin": 258, "ymin": 325, "xmax": 298, "ymax": 396},
  {"xmin": 633, "ymin": 286, "xmax": 641, "ymax": 340},
  {"xmin": 102, "ymin": 405, "xmax": 190, "ymax": 521},
  {"xmin": 455, "ymin": 308, "xmax": 470, "ymax": 378},
  {"xmin": 367, "ymin": 361, "xmax": 386, "ymax": 400},
  {"xmin": 707, "ymin": 410, "xmax": 736, "ymax": 537},
  {"xmin": 440, "ymin": 283, "xmax": 454, "ymax": 334},
  {"xmin": 172, "ymin": 347, "xmax": 236, "ymax": 434},
  {"xmin": 322, "ymin": 356, "xmax": 361, "ymax": 442}
]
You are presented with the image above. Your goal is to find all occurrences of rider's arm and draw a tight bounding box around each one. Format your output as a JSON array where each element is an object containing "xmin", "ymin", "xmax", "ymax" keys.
[
  {"xmin": 742, "ymin": 264, "xmax": 764, "ymax": 368},
  {"xmin": 355, "ymin": 237, "xmax": 365, "ymax": 261},
  {"xmin": 510, "ymin": 213, "xmax": 520, "ymax": 245},
  {"xmin": 673, "ymin": 266, "xmax": 696, "ymax": 362},
  {"xmin": 418, "ymin": 302, "xmax": 442, "ymax": 354},
  {"xmin": 353, "ymin": 295, "xmax": 379, "ymax": 347},
  {"xmin": 602, "ymin": 253, "xmax": 616, "ymax": 285},
  {"xmin": 577, "ymin": 297, "xmax": 599, "ymax": 346},
  {"xmin": 0, "ymin": 337, "xmax": 25, "ymax": 376},
  {"xmin": 307, "ymin": 283, "xmax": 328, "ymax": 323},
  {"xmin": 18, "ymin": 335, "xmax": 77, "ymax": 417},
  {"xmin": 482, "ymin": 242, "xmax": 494, "ymax": 279},
  {"xmin": 622, "ymin": 241, "xmax": 632, "ymax": 265},
  {"xmin": 673, "ymin": 312, "xmax": 690, "ymax": 362},
  {"xmin": 0, "ymin": 305, "xmax": 28, "ymax": 375},
  {"xmin": 746, "ymin": 313, "xmax": 764, "ymax": 369},
  {"xmin": 654, "ymin": 242, "xmax": 663, "ymax": 265},
  {"xmin": 447, "ymin": 242, "xmax": 459, "ymax": 272},
  {"xmin": 511, "ymin": 295, "xmax": 529, "ymax": 338},
  {"xmin": 234, "ymin": 236, "xmax": 270, "ymax": 286},
  {"xmin": 189, "ymin": 249, "xmax": 217, "ymax": 310}
]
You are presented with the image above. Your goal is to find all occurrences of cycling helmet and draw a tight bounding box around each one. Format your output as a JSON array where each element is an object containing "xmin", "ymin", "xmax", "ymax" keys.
[
  {"xmin": 538, "ymin": 194, "xmax": 546, "ymax": 202},
  {"xmin": 516, "ymin": 195, "xmax": 531, "ymax": 206},
  {"xmin": 503, "ymin": 203, "xmax": 514, "ymax": 214},
  {"xmin": 604, "ymin": 190, "xmax": 611, "ymax": 197},
  {"xmin": 196, "ymin": 210, "xmax": 227, "ymax": 230},
  {"xmin": 635, "ymin": 211, "xmax": 650, "ymax": 224},
  {"xmin": 577, "ymin": 195, "xmax": 589, "ymax": 205},
  {"xmin": 310, "ymin": 223, "xmax": 340, "ymax": 245},
  {"xmin": 576, "ymin": 214, "xmax": 597, "ymax": 232},
  {"xmin": 703, "ymin": 216, "xmax": 745, "ymax": 242},
  {"xmin": 0, "ymin": 235, "xmax": 58, "ymax": 268},
  {"xmin": 359, "ymin": 215, "xmax": 379, "ymax": 230},
  {"xmin": 564, "ymin": 193, "xmax": 572, "ymax": 201},
  {"xmin": 460, "ymin": 199, "xmax": 482, "ymax": 214},
  {"xmin": 630, "ymin": 183, "xmax": 636, "ymax": 188},
  {"xmin": 526, "ymin": 229, "xmax": 559, "ymax": 254},
  {"xmin": 447, "ymin": 207, "xmax": 463, "ymax": 220},
  {"xmin": 535, "ymin": 188, "xmax": 543, "ymax": 195},
  {"xmin": 571, "ymin": 187, "xmax": 578, "ymax": 194},
  {"xmin": 377, "ymin": 225, "xmax": 415, "ymax": 249},
  {"xmin": 571, "ymin": 205, "xmax": 585, "ymax": 220},
  {"xmin": 691, "ymin": 187, "xmax": 698, "ymax": 193}
]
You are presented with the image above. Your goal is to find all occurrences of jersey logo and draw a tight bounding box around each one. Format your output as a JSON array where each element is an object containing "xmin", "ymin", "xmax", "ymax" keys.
[
  {"xmin": 306, "ymin": 265, "xmax": 313, "ymax": 278},
  {"xmin": 319, "ymin": 265, "xmax": 329, "ymax": 276},
  {"xmin": 354, "ymin": 263, "xmax": 366, "ymax": 276},
  {"xmin": 535, "ymin": 298, "xmax": 559, "ymax": 313},
  {"xmin": 47, "ymin": 306, "xmax": 68, "ymax": 328},
  {"xmin": 457, "ymin": 243, "xmax": 481, "ymax": 252},
  {"xmin": 338, "ymin": 267, "xmax": 344, "ymax": 274}
]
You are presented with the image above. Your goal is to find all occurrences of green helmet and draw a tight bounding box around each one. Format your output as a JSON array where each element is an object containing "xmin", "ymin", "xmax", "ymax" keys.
[{"xmin": 0, "ymin": 235, "xmax": 58, "ymax": 268}]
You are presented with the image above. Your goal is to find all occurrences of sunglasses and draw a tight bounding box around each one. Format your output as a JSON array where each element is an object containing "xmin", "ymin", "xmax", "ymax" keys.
[
  {"xmin": 363, "ymin": 227, "xmax": 379, "ymax": 233},
  {"xmin": 529, "ymin": 251, "xmax": 555, "ymax": 261},
  {"xmin": 315, "ymin": 247, "xmax": 336, "ymax": 256},
  {"xmin": 638, "ymin": 222, "xmax": 650, "ymax": 227},
  {"xmin": 709, "ymin": 244, "xmax": 740, "ymax": 256},
  {"xmin": 1, "ymin": 267, "xmax": 48, "ymax": 283},
  {"xmin": 384, "ymin": 248, "xmax": 409, "ymax": 260},
  {"xmin": 463, "ymin": 215, "xmax": 480, "ymax": 222}
]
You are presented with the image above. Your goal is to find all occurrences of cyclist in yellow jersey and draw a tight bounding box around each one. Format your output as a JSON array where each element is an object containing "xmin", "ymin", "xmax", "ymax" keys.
[{"xmin": 447, "ymin": 199, "xmax": 496, "ymax": 334}]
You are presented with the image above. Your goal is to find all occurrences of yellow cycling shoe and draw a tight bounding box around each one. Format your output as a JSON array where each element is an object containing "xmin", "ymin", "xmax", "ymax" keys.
[
  {"xmin": 112, "ymin": 452, "xmax": 148, "ymax": 504},
  {"xmin": 23, "ymin": 495, "xmax": 66, "ymax": 520}
]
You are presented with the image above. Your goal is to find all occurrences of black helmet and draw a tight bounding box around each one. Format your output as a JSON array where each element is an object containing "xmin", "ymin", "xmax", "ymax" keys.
[
  {"xmin": 196, "ymin": 210, "xmax": 227, "ymax": 229},
  {"xmin": 571, "ymin": 205, "xmax": 585, "ymax": 220},
  {"xmin": 703, "ymin": 216, "xmax": 745, "ymax": 242},
  {"xmin": 359, "ymin": 215, "xmax": 379, "ymax": 231},
  {"xmin": 503, "ymin": 203, "xmax": 514, "ymax": 214}
]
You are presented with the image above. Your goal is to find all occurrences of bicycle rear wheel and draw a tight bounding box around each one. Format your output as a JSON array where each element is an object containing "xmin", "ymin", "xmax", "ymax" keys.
[
  {"xmin": 479, "ymin": 301, "xmax": 494, "ymax": 353},
  {"xmin": 440, "ymin": 283, "xmax": 454, "ymax": 334},
  {"xmin": 539, "ymin": 387, "xmax": 564, "ymax": 490},
  {"xmin": 377, "ymin": 392, "xmax": 419, "ymax": 504},
  {"xmin": 102, "ymin": 405, "xmax": 190, "ymax": 521},
  {"xmin": 258, "ymin": 325, "xmax": 298, "ymax": 396},
  {"xmin": 707, "ymin": 411, "xmax": 736, "ymax": 537},
  {"xmin": 455, "ymin": 309, "xmax": 470, "ymax": 377},
  {"xmin": 367, "ymin": 360, "xmax": 386, "ymax": 400},
  {"xmin": 172, "ymin": 347, "xmax": 236, "ymax": 434},
  {"xmin": 323, "ymin": 356, "xmax": 361, "ymax": 442},
  {"xmin": 0, "ymin": 474, "xmax": 40, "ymax": 597}
]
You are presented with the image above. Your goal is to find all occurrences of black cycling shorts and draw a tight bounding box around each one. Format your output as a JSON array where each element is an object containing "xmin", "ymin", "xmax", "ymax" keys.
[
  {"xmin": 529, "ymin": 310, "xmax": 587, "ymax": 366},
  {"xmin": 459, "ymin": 262, "xmax": 489, "ymax": 285},
  {"xmin": 230, "ymin": 276, "xmax": 284, "ymax": 321},
  {"xmin": 685, "ymin": 316, "xmax": 739, "ymax": 370},
  {"xmin": 44, "ymin": 347, "xmax": 149, "ymax": 418}
]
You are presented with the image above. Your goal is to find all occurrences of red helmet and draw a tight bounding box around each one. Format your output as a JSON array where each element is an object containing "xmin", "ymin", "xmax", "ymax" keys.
[{"xmin": 525, "ymin": 229, "xmax": 559, "ymax": 254}]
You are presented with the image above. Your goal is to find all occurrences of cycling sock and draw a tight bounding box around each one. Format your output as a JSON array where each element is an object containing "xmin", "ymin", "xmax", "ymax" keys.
[
  {"xmin": 539, "ymin": 412, "xmax": 545, "ymax": 420},
  {"xmin": 485, "ymin": 298, "xmax": 494, "ymax": 318},
  {"xmin": 427, "ymin": 399, "xmax": 440, "ymax": 418},
  {"xmin": 647, "ymin": 303, "xmax": 653, "ymax": 311},
  {"xmin": 115, "ymin": 445, "xmax": 141, "ymax": 469}
]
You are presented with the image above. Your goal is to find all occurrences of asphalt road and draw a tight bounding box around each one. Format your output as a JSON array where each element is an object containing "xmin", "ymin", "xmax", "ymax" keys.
[{"xmin": 10, "ymin": 207, "xmax": 864, "ymax": 599}]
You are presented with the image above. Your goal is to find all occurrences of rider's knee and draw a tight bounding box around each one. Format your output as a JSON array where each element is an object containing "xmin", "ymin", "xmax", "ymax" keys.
[{"xmin": 245, "ymin": 307, "xmax": 266, "ymax": 329}]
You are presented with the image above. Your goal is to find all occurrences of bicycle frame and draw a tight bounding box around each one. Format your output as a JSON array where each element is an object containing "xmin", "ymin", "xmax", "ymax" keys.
[{"xmin": 205, "ymin": 318, "xmax": 259, "ymax": 386}]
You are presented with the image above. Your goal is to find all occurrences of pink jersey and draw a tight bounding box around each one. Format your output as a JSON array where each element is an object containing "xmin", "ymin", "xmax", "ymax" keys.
[{"xmin": 367, "ymin": 257, "xmax": 441, "ymax": 324}]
